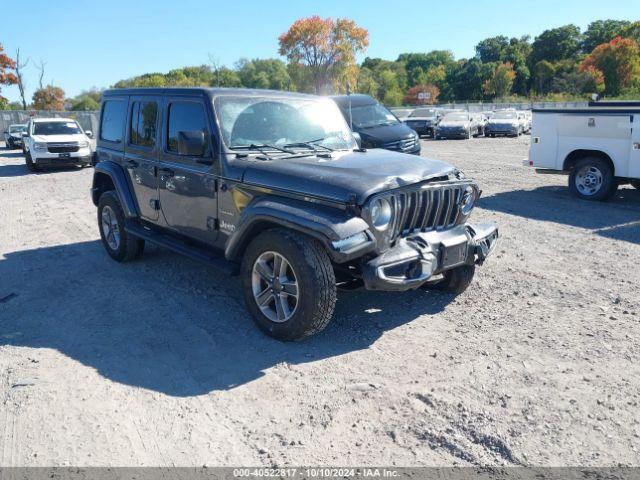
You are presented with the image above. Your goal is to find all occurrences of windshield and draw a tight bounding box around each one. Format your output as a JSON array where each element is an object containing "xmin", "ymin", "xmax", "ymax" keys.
[
  {"xmin": 9, "ymin": 125, "xmax": 26, "ymax": 133},
  {"xmin": 216, "ymin": 96, "xmax": 355, "ymax": 151},
  {"xmin": 410, "ymin": 108, "xmax": 436, "ymax": 118},
  {"xmin": 349, "ymin": 103, "xmax": 399, "ymax": 129},
  {"xmin": 443, "ymin": 112, "xmax": 469, "ymax": 122},
  {"xmin": 492, "ymin": 111, "xmax": 518, "ymax": 120},
  {"xmin": 33, "ymin": 121, "xmax": 83, "ymax": 136}
]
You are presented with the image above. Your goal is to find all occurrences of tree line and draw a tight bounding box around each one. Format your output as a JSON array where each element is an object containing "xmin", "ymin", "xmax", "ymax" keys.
[{"xmin": 1, "ymin": 17, "xmax": 639, "ymax": 110}]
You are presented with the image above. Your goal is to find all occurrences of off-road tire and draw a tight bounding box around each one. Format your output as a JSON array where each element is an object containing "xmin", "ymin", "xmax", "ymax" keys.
[
  {"xmin": 431, "ymin": 264, "xmax": 476, "ymax": 295},
  {"xmin": 568, "ymin": 157, "xmax": 615, "ymax": 201},
  {"xmin": 241, "ymin": 228, "xmax": 337, "ymax": 341},
  {"xmin": 25, "ymin": 152, "xmax": 39, "ymax": 172},
  {"xmin": 97, "ymin": 191, "xmax": 144, "ymax": 262}
]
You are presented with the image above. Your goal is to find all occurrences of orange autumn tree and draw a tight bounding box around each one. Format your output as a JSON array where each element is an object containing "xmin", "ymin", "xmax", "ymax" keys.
[
  {"xmin": 278, "ymin": 16, "xmax": 369, "ymax": 94},
  {"xmin": 0, "ymin": 43, "xmax": 18, "ymax": 107},
  {"xmin": 32, "ymin": 85, "xmax": 66, "ymax": 110},
  {"xmin": 580, "ymin": 36, "xmax": 640, "ymax": 96},
  {"xmin": 404, "ymin": 84, "xmax": 440, "ymax": 105}
]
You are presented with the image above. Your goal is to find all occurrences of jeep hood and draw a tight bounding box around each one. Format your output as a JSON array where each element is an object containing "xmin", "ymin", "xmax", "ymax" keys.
[{"xmin": 240, "ymin": 149, "xmax": 456, "ymax": 204}]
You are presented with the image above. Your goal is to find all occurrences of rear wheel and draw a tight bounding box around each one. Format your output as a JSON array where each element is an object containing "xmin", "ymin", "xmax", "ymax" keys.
[
  {"xmin": 98, "ymin": 191, "xmax": 144, "ymax": 262},
  {"xmin": 241, "ymin": 229, "xmax": 336, "ymax": 341},
  {"xmin": 569, "ymin": 157, "xmax": 615, "ymax": 201}
]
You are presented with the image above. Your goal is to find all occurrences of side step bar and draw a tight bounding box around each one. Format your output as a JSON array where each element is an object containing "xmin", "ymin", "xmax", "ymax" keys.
[{"xmin": 125, "ymin": 223, "xmax": 237, "ymax": 275}]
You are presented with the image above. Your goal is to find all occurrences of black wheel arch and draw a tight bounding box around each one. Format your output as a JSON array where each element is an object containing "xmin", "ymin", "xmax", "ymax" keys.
[
  {"xmin": 225, "ymin": 196, "xmax": 371, "ymax": 264},
  {"xmin": 563, "ymin": 149, "xmax": 615, "ymax": 176},
  {"xmin": 91, "ymin": 160, "xmax": 139, "ymax": 218}
]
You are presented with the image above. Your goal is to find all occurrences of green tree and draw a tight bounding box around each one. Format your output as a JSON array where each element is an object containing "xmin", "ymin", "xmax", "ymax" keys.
[
  {"xmin": 447, "ymin": 58, "xmax": 494, "ymax": 101},
  {"xmin": 236, "ymin": 58, "xmax": 292, "ymax": 91},
  {"xmin": 71, "ymin": 96, "xmax": 100, "ymax": 111},
  {"xmin": 483, "ymin": 63, "xmax": 516, "ymax": 99},
  {"xmin": 475, "ymin": 35, "xmax": 509, "ymax": 63},
  {"xmin": 619, "ymin": 21, "xmax": 640, "ymax": 44},
  {"xmin": 583, "ymin": 19, "xmax": 631, "ymax": 53},
  {"xmin": 356, "ymin": 67, "xmax": 379, "ymax": 97},
  {"xmin": 530, "ymin": 25, "xmax": 583, "ymax": 66},
  {"xmin": 533, "ymin": 60, "xmax": 556, "ymax": 94}
]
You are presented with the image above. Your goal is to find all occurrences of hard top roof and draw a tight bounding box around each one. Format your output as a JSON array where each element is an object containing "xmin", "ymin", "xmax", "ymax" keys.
[{"xmin": 102, "ymin": 87, "xmax": 319, "ymax": 100}]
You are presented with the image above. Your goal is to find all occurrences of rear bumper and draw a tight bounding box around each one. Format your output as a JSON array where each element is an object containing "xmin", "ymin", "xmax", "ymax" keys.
[{"xmin": 361, "ymin": 223, "xmax": 498, "ymax": 291}]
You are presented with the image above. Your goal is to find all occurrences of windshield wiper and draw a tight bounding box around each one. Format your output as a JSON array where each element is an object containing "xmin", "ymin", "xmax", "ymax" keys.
[
  {"xmin": 230, "ymin": 143, "xmax": 296, "ymax": 157},
  {"xmin": 283, "ymin": 138, "xmax": 333, "ymax": 153}
]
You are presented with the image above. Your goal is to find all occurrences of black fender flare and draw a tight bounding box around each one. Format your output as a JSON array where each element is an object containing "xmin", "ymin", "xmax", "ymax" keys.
[
  {"xmin": 91, "ymin": 161, "xmax": 139, "ymax": 218},
  {"xmin": 225, "ymin": 196, "xmax": 371, "ymax": 263}
]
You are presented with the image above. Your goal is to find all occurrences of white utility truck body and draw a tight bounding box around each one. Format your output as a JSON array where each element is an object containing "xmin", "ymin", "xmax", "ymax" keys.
[{"xmin": 526, "ymin": 102, "xmax": 640, "ymax": 200}]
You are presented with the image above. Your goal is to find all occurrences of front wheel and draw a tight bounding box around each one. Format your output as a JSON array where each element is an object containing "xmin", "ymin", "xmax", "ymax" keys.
[
  {"xmin": 241, "ymin": 229, "xmax": 337, "ymax": 341},
  {"xmin": 25, "ymin": 152, "xmax": 39, "ymax": 172},
  {"xmin": 98, "ymin": 191, "xmax": 145, "ymax": 262},
  {"xmin": 569, "ymin": 157, "xmax": 615, "ymax": 201}
]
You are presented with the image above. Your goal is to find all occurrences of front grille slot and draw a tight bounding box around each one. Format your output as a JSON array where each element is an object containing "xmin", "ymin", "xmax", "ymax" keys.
[
  {"xmin": 47, "ymin": 142, "xmax": 80, "ymax": 153},
  {"xmin": 388, "ymin": 184, "xmax": 466, "ymax": 239},
  {"xmin": 383, "ymin": 137, "xmax": 417, "ymax": 152}
]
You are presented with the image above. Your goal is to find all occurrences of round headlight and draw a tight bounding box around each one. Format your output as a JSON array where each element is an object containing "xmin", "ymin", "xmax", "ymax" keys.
[
  {"xmin": 370, "ymin": 198, "xmax": 392, "ymax": 230},
  {"xmin": 460, "ymin": 186, "xmax": 476, "ymax": 216}
]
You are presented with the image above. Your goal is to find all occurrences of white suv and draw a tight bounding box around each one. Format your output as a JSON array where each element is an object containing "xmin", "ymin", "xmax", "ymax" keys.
[{"xmin": 23, "ymin": 117, "xmax": 93, "ymax": 171}]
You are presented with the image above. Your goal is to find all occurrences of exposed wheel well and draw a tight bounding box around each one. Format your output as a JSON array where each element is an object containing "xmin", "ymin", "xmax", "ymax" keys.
[
  {"xmin": 563, "ymin": 150, "xmax": 615, "ymax": 175},
  {"xmin": 92, "ymin": 172, "xmax": 115, "ymax": 206}
]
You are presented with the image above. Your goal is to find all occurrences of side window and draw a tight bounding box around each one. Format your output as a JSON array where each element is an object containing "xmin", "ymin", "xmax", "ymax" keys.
[
  {"xmin": 167, "ymin": 102, "xmax": 208, "ymax": 154},
  {"xmin": 130, "ymin": 101, "xmax": 158, "ymax": 148},
  {"xmin": 100, "ymin": 100, "xmax": 126, "ymax": 143}
]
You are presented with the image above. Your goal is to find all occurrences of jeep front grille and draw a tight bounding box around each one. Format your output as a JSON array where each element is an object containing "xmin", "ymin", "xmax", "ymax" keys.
[{"xmin": 388, "ymin": 183, "xmax": 465, "ymax": 239}]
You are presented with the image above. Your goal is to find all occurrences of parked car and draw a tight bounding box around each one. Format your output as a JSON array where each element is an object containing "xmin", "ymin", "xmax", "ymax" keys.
[
  {"xmin": 91, "ymin": 87, "xmax": 498, "ymax": 340},
  {"xmin": 485, "ymin": 110, "xmax": 524, "ymax": 137},
  {"xmin": 435, "ymin": 111, "xmax": 483, "ymax": 139},
  {"xmin": 331, "ymin": 94, "xmax": 420, "ymax": 155},
  {"xmin": 526, "ymin": 102, "xmax": 640, "ymax": 200},
  {"xmin": 3, "ymin": 124, "xmax": 27, "ymax": 149},
  {"xmin": 389, "ymin": 107, "xmax": 414, "ymax": 121},
  {"xmin": 404, "ymin": 107, "xmax": 443, "ymax": 138},
  {"xmin": 521, "ymin": 110, "xmax": 532, "ymax": 133},
  {"xmin": 23, "ymin": 117, "xmax": 93, "ymax": 171}
]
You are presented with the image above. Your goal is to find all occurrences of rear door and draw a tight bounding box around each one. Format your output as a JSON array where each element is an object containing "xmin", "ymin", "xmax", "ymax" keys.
[
  {"xmin": 124, "ymin": 95, "xmax": 161, "ymax": 221},
  {"xmin": 630, "ymin": 114, "xmax": 640, "ymax": 179},
  {"xmin": 158, "ymin": 97, "xmax": 218, "ymax": 245}
]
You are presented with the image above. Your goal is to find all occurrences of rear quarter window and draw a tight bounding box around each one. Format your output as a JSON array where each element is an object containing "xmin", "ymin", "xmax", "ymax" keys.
[{"xmin": 100, "ymin": 100, "xmax": 127, "ymax": 143}]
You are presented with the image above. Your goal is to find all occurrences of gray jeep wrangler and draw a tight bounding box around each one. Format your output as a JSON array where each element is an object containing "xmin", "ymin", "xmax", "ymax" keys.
[{"xmin": 91, "ymin": 88, "xmax": 498, "ymax": 340}]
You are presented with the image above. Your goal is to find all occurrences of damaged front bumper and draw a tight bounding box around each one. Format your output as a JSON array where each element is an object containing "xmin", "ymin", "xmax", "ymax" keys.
[{"xmin": 361, "ymin": 223, "xmax": 498, "ymax": 291}]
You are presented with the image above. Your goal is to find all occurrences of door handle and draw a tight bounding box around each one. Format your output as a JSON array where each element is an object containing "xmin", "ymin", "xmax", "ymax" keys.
[
  {"xmin": 159, "ymin": 167, "xmax": 174, "ymax": 177},
  {"xmin": 126, "ymin": 159, "xmax": 139, "ymax": 168}
]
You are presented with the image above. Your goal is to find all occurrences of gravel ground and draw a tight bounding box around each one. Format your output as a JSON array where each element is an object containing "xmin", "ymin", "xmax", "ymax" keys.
[{"xmin": 0, "ymin": 137, "xmax": 639, "ymax": 467}]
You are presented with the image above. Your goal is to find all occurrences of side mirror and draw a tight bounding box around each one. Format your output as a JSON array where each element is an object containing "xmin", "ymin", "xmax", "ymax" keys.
[
  {"xmin": 178, "ymin": 130, "xmax": 205, "ymax": 156},
  {"xmin": 85, "ymin": 130, "xmax": 93, "ymax": 138},
  {"xmin": 352, "ymin": 132, "xmax": 362, "ymax": 149}
]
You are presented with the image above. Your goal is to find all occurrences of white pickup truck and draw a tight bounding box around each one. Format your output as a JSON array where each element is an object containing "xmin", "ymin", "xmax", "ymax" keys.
[{"xmin": 525, "ymin": 102, "xmax": 640, "ymax": 200}]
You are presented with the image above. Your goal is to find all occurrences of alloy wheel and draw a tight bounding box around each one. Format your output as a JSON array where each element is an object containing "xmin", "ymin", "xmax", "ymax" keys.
[
  {"xmin": 251, "ymin": 251, "xmax": 299, "ymax": 323},
  {"xmin": 101, "ymin": 205, "xmax": 121, "ymax": 250}
]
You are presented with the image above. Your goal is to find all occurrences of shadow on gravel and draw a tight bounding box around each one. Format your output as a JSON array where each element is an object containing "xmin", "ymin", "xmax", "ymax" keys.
[
  {"xmin": 0, "ymin": 240, "xmax": 453, "ymax": 396},
  {"xmin": 479, "ymin": 185, "xmax": 640, "ymax": 245}
]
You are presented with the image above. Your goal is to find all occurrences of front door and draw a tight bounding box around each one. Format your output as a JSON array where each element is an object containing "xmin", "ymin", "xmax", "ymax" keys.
[
  {"xmin": 629, "ymin": 115, "xmax": 640, "ymax": 180},
  {"xmin": 158, "ymin": 98, "xmax": 218, "ymax": 245},
  {"xmin": 124, "ymin": 96, "xmax": 161, "ymax": 221}
]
